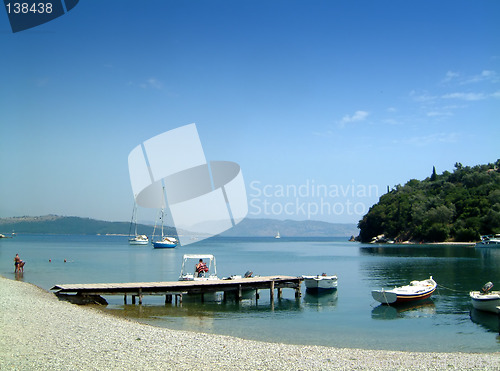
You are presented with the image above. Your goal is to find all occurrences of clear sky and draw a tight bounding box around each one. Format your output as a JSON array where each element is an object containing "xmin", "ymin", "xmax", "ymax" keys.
[{"xmin": 1, "ymin": 0, "xmax": 499, "ymax": 225}]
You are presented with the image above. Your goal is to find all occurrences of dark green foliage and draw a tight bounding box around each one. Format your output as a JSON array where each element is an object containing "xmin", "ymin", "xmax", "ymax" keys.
[{"xmin": 358, "ymin": 160, "xmax": 500, "ymax": 242}]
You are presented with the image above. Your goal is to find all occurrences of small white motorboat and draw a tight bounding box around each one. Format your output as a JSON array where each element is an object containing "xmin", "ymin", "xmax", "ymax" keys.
[
  {"xmin": 302, "ymin": 274, "xmax": 338, "ymax": 292},
  {"xmin": 470, "ymin": 282, "xmax": 500, "ymax": 313},
  {"xmin": 179, "ymin": 254, "xmax": 218, "ymax": 281},
  {"xmin": 371, "ymin": 276, "xmax": 437, "ymax": 305},
  {"xmin": 475, "ymin": 235, "xmax": 500, "ymax": 247}
]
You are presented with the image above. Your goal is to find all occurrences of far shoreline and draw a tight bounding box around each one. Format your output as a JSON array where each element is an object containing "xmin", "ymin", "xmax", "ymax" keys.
[{"xmin": 360, "ymin": 241, "xmax": 476, "ymax": 247}]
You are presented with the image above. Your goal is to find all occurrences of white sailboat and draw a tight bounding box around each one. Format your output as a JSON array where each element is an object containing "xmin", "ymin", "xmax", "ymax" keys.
[
  {"xmin": 128, "ymin": 203, "xmax": 149, "ymax": 245},
  {"xmin": 275, "ymin": 231, "xmax": 281, "ymax": 239},
  {"xmin": 152, "ymin": 189, "xmax": 178, "ymax": 248}
]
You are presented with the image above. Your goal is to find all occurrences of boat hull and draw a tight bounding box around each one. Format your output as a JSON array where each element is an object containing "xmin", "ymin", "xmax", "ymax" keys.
[
  {"xmin": 372, "ymin": 277, "xmax": 437, "ymax": 305},
  {"xmin": 153, "ymin": 236, "xmax": 178, "ymax": 248},
  {"xmin": 128, "ymin": 237, "xmax": 149, "ymax": 245},
  {"xmin": 129, "ymin": 241, "xmax": 149, "ymax": 245},
  {"xmin": 303, "ymin": 275, "xmax": 338, "ymax": 292},
  {"xmin": 153, "ymin": 241, "xmax": 177, "ymax": 248},
  {"xmin": 470, "ymin": 291, "xmax": 500, "ymax": 313},
  {"xmin": 475, "ymin": 239, "xmax": 500, "ymax": 247}
]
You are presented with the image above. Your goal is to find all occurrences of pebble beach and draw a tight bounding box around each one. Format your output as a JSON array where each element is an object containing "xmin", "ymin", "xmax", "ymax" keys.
[{"xmin": 1, "ymin": 276, "xmax": 499, "ymax": 370}]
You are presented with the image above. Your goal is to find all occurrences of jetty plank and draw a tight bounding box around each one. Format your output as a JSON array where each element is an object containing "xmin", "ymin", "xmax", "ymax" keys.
[{"xmin": 51, "ymin": 275, "xmax": 303, "ymax": 303}]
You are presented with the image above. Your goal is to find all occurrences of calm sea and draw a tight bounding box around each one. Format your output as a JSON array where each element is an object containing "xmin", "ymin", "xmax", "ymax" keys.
[{"xmin": 1, "ymin": 234, "xmax": 499, "ymax": 353}]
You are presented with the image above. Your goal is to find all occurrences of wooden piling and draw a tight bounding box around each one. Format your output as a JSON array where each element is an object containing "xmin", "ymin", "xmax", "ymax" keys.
[{"xmin": 270, "ymin": 280, "xmax": 275, "ymax": 302}]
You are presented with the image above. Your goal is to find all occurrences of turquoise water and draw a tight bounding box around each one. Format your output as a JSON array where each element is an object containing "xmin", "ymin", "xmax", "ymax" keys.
[{"xmin": 1, "ymin": 234, "xmax": 499, "ymax": 352}]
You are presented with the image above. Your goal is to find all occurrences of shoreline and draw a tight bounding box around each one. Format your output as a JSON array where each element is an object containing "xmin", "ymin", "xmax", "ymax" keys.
[
  {"xmin": 1, "ymin": 276, "xmax": 499, "ymax": 370},
  {"xmin": 363, "ymin": 241, "xmax": 476, "ymax": 247}
]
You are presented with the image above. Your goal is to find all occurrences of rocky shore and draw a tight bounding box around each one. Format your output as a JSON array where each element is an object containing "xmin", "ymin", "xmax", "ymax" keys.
[{"xmin": 1, "ymin": 276, "xmax": 498, "ymax": 370}]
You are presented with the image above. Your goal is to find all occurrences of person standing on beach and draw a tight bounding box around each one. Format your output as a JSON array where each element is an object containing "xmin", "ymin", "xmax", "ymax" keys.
[{"xmin": 14, "ymin": 254, "xmax": 21, "ymax": 273}]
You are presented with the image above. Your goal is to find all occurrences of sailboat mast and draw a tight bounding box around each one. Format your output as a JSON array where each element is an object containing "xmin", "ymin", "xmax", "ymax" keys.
[{"xmin": 160, "ymin": 184, "xmax": 166, "ymax": 239}]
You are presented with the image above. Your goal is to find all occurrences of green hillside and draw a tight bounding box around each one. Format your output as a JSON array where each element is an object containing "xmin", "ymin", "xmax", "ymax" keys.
[
  {"xmin": 358, "ymin": 160, "xmax": 500, "ymax": 243},
  {"xmin": 0, "ymin": 215, "xmax": 171, "ymax": 236}
]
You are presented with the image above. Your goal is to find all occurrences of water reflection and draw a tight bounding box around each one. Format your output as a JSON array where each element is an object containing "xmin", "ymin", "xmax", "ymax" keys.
[
  {"xmin": 103, "ymin": 296, "xmax": 304, "ymax": 324},
  {"xmin": 303, "ymin": 290, "xmax": 338, "ymax": 310},
  {"xmin": 371, "ymin": 299, "xmax": 436, "ymax": 320},
  {"xmin": 360, "ymin": 244, "xmax": 477, "ymax": 258},
  {"xmin": 470, "ymin": 308, "xmax": 500, "ymax": 333}
]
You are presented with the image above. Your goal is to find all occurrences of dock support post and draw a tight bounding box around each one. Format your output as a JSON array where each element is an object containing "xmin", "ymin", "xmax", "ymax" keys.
[
  {"xmin": 138, "ymin": 289, "xmax": 143, "ymax": 305},
  {"xmin": 132, "ymin": 295, "xmax": 136, "ymax": 304},
  {"xmin": 124, "ymin": 295, "xmax": 127, "ymax": 304},
  {"xmin": 270, "ymin": 280, "xmax": 275, "ymax": 302},
  {"xmin": 295, "ymin": 285, "xmax": 301, "ymax": 298},
  {"xmin": 175, "ymin": 294, "xmax": 183, "ymax": 305},
  {"xmin": 277, "ymin": 288, "xmax": 282, "ymax": 299},
  {"xmin": 238, "ymin": 284, "xmax": 242, "ymax": 301},
  {"xmin": 165, "ymin": 294, "xmax": 172, "ymax": 304}
]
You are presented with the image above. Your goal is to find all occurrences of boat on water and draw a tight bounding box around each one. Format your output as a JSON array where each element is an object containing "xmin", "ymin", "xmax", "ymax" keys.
[
  {"xmin": 275, "ymin": 231, "xmax": 281, "ymax": 239},
  {"xmin": 302, "ymin": 274, "xmax": 338, "ymax": 292},
  {"xmin": 128, "ymin": 203, "xmax": 149, "ymax": 245},
  {"xmin": 371, "ymin": 276, "xmax": 437, "ymax": 305},
  {"xmin": 129, "ymin": 234, "xmax": 149, "ymax": 245},
  {"xmin": 475, "ymin": 235, "xmax": 500, "ymax": 247},
  {"xmin": 179, "ymin": 254, "xmax": 218, "ymax": 281},
  {"xmin": 470, "ymin": 282, "xmax": 500, "ymax": 313},
  {"xmin": 152, "ymin": 235, "xmax": 178, "ymax": 248},
  {"xmin": 151, "ymin": 194, "xmax": 178, "ymax": 248}
]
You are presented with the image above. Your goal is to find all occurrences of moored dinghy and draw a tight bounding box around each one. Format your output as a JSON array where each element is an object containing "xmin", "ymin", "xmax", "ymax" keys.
[
  {"xmin": 371, "ymin": 276, "xmax": 437, "ymax": 305},
  {"xmin": 470, "ymin": 282, "xmax": 500, "ymax": 313},
  {"xmin": 302, "ymin": 273, "xmax": 338, "ymax": 292}
]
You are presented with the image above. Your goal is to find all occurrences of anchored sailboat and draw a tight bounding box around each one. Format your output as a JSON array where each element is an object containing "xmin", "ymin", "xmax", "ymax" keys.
[
  {"xmin": 152, "ymin": 187, "xmax": 178, "ymax": 248},
  {"xmin": 128, "ymin": 203, "xmax": 149, "ymax": 245}
]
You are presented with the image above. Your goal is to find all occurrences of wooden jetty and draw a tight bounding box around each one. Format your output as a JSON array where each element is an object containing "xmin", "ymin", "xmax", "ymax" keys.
[{"xmin": 51, "ymin": 275, "xmax": 303, "ymax": 306}]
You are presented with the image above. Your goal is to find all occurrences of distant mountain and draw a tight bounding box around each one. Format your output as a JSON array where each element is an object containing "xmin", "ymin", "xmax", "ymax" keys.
[
  {"xmin": 0, "ymin": 215, "xmax": 170, "ymax": 236},
  {"xmin": 0, "ymin": 215, "xmax": 358, "ymax": 237},
  {"xmin": 221, "ymin": 218, "xmax": 358, "ymax": 237}
]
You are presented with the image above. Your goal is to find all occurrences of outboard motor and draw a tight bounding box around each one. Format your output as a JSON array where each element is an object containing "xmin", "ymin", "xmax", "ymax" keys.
[{"xmin": 481, "ymin": 281, "xmax": 493, "ymax": 293}]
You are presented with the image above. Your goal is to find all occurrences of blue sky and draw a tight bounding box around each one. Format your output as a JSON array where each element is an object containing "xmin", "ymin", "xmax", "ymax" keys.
[{"xmin": 1, "ymin": 0, "xmax": 499, "ymax": 225}]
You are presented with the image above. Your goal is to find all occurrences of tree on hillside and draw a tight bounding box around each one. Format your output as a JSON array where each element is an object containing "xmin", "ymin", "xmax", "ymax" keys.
[{"xmin": 430, "ymin": 166, "xmax": 437, "ymax": 181}]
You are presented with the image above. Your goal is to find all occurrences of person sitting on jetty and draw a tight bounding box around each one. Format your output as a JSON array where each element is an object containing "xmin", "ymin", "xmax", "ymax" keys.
[{"xmin": 195, "ymin": 259, "xmax": 209, "ymax": 277}]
